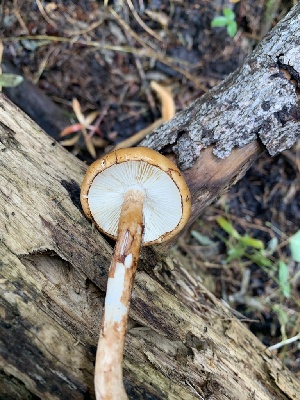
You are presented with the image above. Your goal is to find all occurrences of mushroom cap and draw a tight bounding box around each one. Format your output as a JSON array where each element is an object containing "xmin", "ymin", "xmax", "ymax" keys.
[{"xmin": 80, "ymin": 147, "xmax": 191, "ymax": 245}]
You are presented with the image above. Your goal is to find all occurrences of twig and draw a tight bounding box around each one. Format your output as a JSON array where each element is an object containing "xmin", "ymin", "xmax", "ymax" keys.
[
  {"xmin": 13, "ymin": 0, "xmax": 29, "ymax": 33},
  {"xmin": 88, "ymin": 104, "xmax": 110, "ymax": 139},
  {"xmin": 4, "ymin": 34, "xmax": 182, "ymax": 65},
  {"xmin": 110, "ymin": 8, "xmax": 207, "ymax": 89},
  {"xmin": 36, "ymin": 0, "xmax": 58, "ymax": 29},
  {"xmin": 268, "ymin": 333, "xmax": 300, "ymax": 351},
  {"xmin": 63, "ymin": 16, "xmax": 106, "ymax": 37},
  {"xmin": 4, "ymin": 33, "xmax": 206, "ymax": 89},
  {"xmin": 260, "ymin": 0, "xmax": 281, "ymax": 38},
  {"xmin": 32, "ymin": 46, "xmax": 59, "ymax": 84},
  {"xmin": 122, "ymin": 22, "xmax": 156, "ymax": 113},
  {"xmin": 126, "ymin": 0, "xmax": 164, "ymax": 42}
]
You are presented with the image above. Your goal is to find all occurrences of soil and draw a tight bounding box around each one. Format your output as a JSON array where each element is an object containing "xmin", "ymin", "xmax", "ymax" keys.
[{"xmin": 1, "ymin": 0, "xmax": 299, "ymax": 377}]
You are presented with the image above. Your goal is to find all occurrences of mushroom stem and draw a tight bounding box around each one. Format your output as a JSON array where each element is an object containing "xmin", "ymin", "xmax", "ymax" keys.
[{"xmin": 94, "ymin": 189, "xmax": 145, "ymax": 400}]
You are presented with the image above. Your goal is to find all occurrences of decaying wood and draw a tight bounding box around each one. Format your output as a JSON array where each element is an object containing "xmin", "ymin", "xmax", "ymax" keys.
[
  {"xmin": 2, "ymin": 61, "xmax": 71, "ymax": 139},
  {"xmin": 174, "ymin": 140, "xmax": 263, "ymax": 229},
  {"xmin": 1, "ymin": 90, "xmax": 300, "ymax": 400},
  {"xmin": 142, "ymin": 3, "xmax": 300, "ymax": 169}
]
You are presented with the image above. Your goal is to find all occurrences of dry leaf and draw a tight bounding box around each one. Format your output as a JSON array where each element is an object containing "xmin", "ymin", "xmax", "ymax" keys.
[
  {"xmin": 60, "ymin": 134, "xmax": 80, "ymax": 147},
  {"xmin": 0, "ymin": 40, "xmax": 3, "ymax": 64},
  {"xmin": 145, "ymin": 10, "xmax": 169, "ymax": 28},
  {"xmin": 60, "ymin": 123, "xmax": 83, "ymax": 137},
  {"xmin": 150, "ymin": 81, "xmax": 175, "ymax": 121},
  {"xmin": 84, "ymin": 111, "xmax": 100, "ymax": 127},
  {"xmin": 83, "ymin": 131, "xmax": 97, "ymax": 158},
  {"xmin": 45, "ymin": 2, "xmax": 58, "ymax": 12},
  {"xmin": 92, "ymin": 137, "xmax": 109, "ymax": 148},
  {"xmin": 72, "ymin": 98, "xmax": 86, "ymax": 126}
]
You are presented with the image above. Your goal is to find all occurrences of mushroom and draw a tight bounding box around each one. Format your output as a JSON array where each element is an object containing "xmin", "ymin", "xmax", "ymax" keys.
[{"xmin": 80, "ymin": 147, "xmax": 191, "ymax": 400}]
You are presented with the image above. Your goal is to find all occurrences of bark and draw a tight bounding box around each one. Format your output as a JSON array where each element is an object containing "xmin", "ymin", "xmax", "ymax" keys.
[
  {"xmin": 1, "ymin": 92, "xmax": 299, "ymax": 399},
  {"xmin": 142, "ymin": 3, "xmax": 300, "ymax": 169}
]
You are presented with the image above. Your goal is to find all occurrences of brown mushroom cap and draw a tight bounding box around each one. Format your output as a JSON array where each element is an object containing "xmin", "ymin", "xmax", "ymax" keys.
[{"xmin": 80, "ymin": 147, "xmax": 191, "ymax": 245}]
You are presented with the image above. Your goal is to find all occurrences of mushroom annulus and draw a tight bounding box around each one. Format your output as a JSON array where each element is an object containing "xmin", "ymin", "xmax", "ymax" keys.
[{"xmin": 80, "ymin": 147, "xmax": 191, "ymax": 400}]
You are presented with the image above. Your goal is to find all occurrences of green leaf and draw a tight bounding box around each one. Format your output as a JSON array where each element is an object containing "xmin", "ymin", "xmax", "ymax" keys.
[
  {"xmin": 227, "ymin": 21, "xmax": 237, "ymax": 37},
  {"xmin": 191, "ymin": 230, "xmax": 215, "ymax": 246},
  {"xmin": 278, "ymin": 260, "xmax": 291, "ymax": 298},
  {"xmin": 223, "ymin": 8, "xmax": 235, "ymax": 21},
  {"xmin": 248, "ymin": 252, "xmax": 273, "ymax": 269},
  {"xmin": 273, "ymin": 304, "xmax": 288, "ymax": 328},
  {"xmin": 289, "ymin": 230, "xmax": 300, "ymax": 262},
  {"xmin": 226, "ymin": 246, "xmax": 245, "ymax": 262},
  {"xmin": 211, "ymin": 16, "xmax": 228, "ymax": 27},
  {"xmin": 240, "ymin": 235, "xmax": 264, "ymax": 250},
  {"xmin": 216, "ymin": 217, "xmax": 240, "ymax": 239},
  {"xmin": 0, "ymin": 73, "xmax": 23, "ymax": 87}
]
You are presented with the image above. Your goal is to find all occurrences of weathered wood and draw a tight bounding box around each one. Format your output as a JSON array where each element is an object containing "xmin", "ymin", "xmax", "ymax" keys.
[
  {"xmin": 176, "ymin": 140, "xmax": 263, "ymax": 228},
  {"xmin": 1, "ymin": 91, "xmax": 300, "ymax": 400},
  {"xmin": 142, "ymin": 3, "xmax": 300, "ymax": 169}
]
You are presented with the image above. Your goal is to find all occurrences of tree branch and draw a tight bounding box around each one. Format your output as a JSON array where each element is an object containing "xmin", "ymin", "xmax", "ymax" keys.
[{"xmin": 142, "ymin": 3, "xmax": 300, "ymax": 169}]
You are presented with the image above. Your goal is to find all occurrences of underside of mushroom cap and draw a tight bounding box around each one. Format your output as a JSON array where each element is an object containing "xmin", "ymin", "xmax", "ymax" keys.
[{"xmin": 81, "ymin": 147, "xmax": 191, "ymax": 245}]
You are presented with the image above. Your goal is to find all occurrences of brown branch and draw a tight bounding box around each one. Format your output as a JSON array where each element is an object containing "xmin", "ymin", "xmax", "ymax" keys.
[{"xmin": 141, "ymin": 4, "xmax": 300, "ymax": 168}]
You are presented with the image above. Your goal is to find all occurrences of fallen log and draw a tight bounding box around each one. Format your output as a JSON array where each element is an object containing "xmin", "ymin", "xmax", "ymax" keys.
[{"xmin": 0, "ymin": 100, "xmax": 299, "ymax": 399}]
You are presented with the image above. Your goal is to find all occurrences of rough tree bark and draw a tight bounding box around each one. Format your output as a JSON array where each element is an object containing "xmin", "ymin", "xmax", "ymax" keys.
[
  {"xmin": 1, "ymin": 4, "xmax": 300, "ymax": 400},
  {"xmin": 142, "ymin": 4, "xmax": 300, "ymax": 163}
]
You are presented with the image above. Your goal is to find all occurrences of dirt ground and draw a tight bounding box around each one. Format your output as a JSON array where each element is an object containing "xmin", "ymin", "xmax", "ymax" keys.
[{"xmin": 1, "ymin": 0, "xmax": 299, "ymax": 376}]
